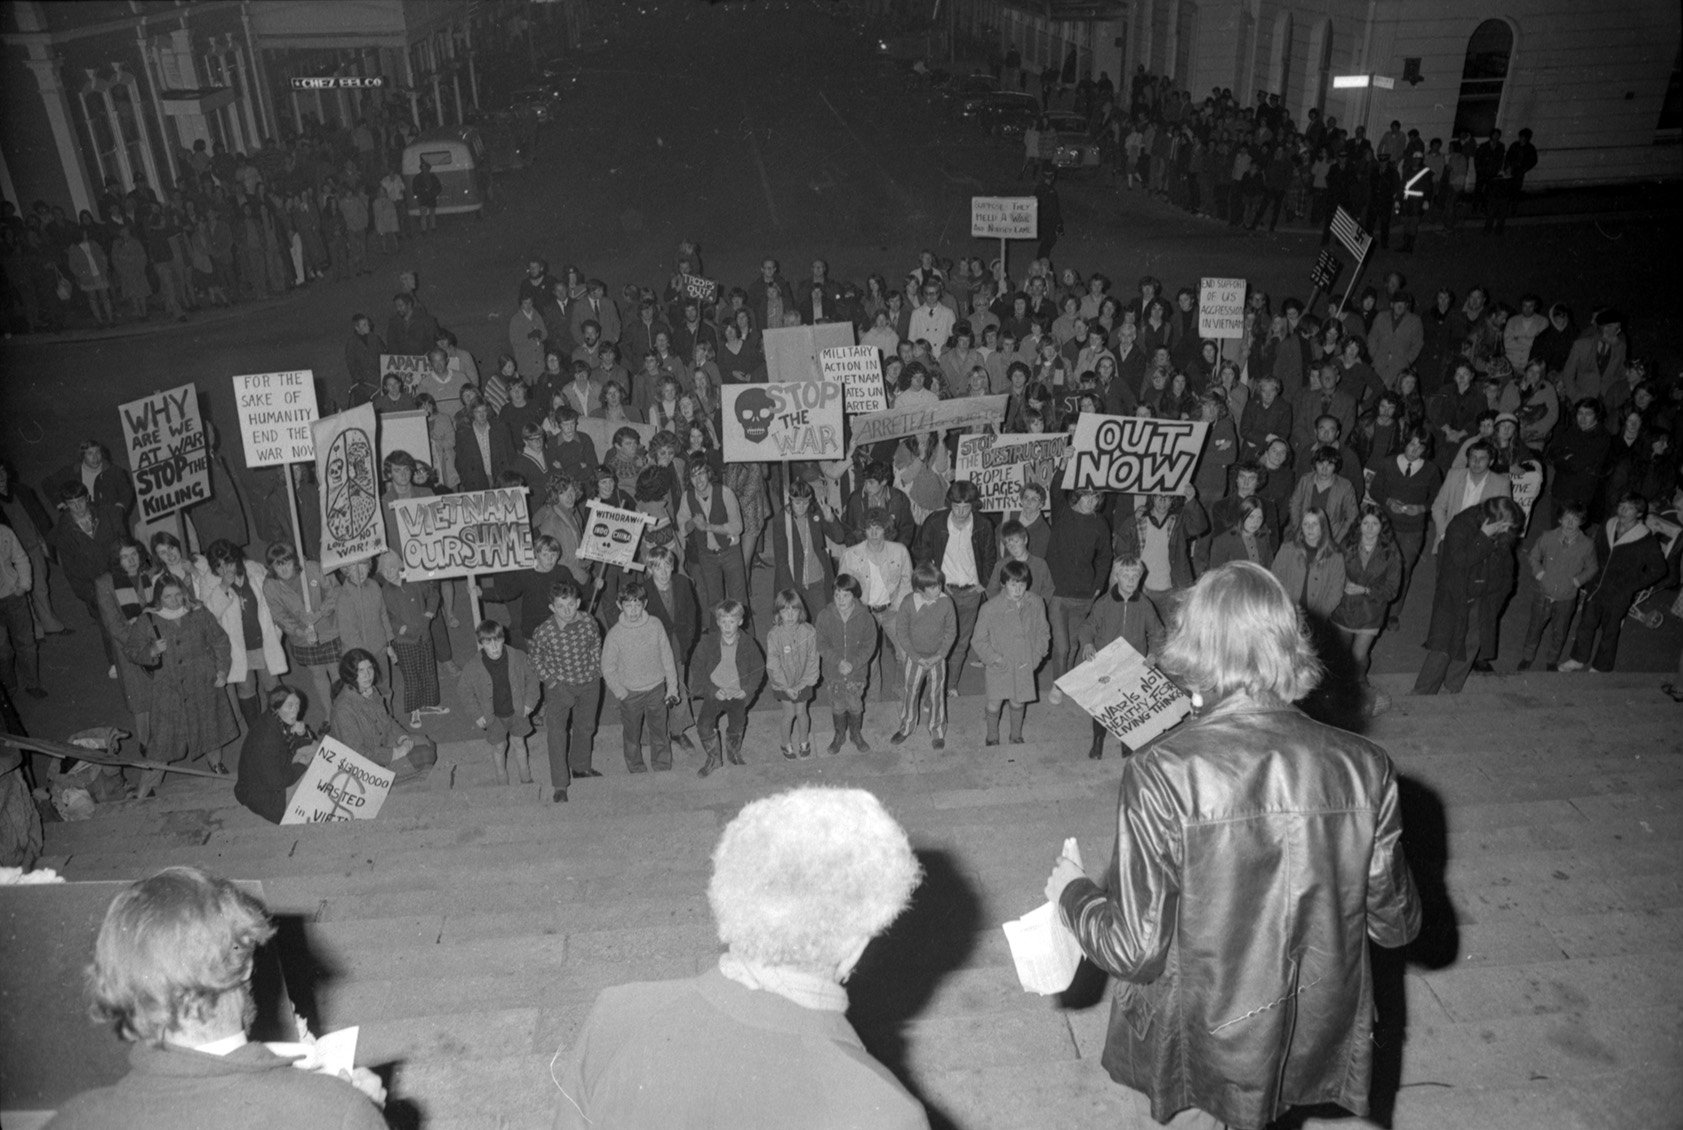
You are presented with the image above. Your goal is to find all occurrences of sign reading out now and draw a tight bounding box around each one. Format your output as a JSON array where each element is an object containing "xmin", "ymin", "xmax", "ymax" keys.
[{"xmin": 971, "ymin": 196, "xmax": 1038, "ymax": 240}]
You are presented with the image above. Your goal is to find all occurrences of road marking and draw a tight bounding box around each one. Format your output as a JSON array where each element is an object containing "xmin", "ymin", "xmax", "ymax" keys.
[{"xmin": 739, "ymin": 99, "xmax": 781, "ymax": 229}]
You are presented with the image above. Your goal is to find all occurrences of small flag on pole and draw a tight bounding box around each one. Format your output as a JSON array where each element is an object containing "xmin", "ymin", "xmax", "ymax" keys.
[{"xmin": 1329, "ymin": 207, "xmax": 1372, "ymax": 263}]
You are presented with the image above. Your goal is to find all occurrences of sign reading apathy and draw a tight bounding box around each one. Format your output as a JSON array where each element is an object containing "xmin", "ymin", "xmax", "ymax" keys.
[
  {"xmin": 955, "ymin": 432, "xmax": 1070, "ymax": 512},
  {"xmin": 313, "ymin": 404, "xmax": 387, "ymax": 572},
  {"xmin": 1055, "ymin": 635, "xmax": 1191, "ymax": 749},
  {"xmin": 1198, "ymin": 277, "xmax": 1246, "ymax": 340},
  {"xmin": 388, "ymin": 487, "xmax": 536, "ymax": 582},
  {"xmin": 119, "ymin": 384, "xmax": 211, "ymax": 522},
  {"xmin": 379, "ymin": 354, "xmax": 429, "ymax": 386},
  {"xmin": 850, "ymin": 395, "xmax": 1008, "ymax": 449},
  {"xmin": 970, "ymin": 196, "xmax": 1038, "ymax": 240},
  {"xmin": 234, "ymin": 370, "xmax": 319, "ymax": 468},
  {"xmin": 820, "ymin": 344, "xmax": 888, "ymax": 414},
  {"xmin": 281, "ymin": 735, "xmax": 394, "ymax": 824},
  {"xmin": 577, "ymin": 500, "xmax": 653, "ymax": 569},
  {"xmin": 1061, "ymin": 416, "xmax": 1209, "ymax": 496},
  {"xmin": 721, "ymin": 381, "xmax": 846, "ymax": 462}
]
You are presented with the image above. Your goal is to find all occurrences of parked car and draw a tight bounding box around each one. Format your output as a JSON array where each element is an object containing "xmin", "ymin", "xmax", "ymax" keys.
[
  {"xmin": 978, "ymin": 91, "xmax": 1039, "ymax": 138},
  {"xmin": 505, "ymin": 86, "xmax": 561, "ymax": 123},
  {"xmin": 951, "ymin": 72, "xmax": 999, "ymax": 117},
  {"xmin": 1037, "ymin": 111, "xmax": 1102, "ymax": 170}
]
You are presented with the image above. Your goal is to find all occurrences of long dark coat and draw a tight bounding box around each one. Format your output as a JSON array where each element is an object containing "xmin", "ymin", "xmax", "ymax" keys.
[
  {"xmin": 122, "ymin": 607, "xmax": 239, "ymax": 763},
  {"xmin": 1423, "ymin": 507, "xmax": 1517, "ymax": 661}
]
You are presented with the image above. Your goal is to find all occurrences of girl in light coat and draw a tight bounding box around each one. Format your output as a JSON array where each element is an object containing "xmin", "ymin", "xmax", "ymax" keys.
[
  {"xmin": 972, "ymin": 560, "xmax": 1050, "ymax": 746},
  {"xmin": 194, "ymin": 539, "xmax": 288, "ymax": 734}
]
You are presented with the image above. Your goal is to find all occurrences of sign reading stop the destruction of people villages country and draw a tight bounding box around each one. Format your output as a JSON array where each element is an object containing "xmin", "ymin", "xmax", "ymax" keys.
[
  {"xmin": 1198, "ymin": 277, "xmax": 1246, "ymax": 340},
  {"xmin": 119, "ymin": 383, "xmax": 212, "ymax": 522},
  {"xmin": 281, "ymin": 735, "xmax": 394, "ymax": 824},
  {"xmin": 1055, "ymin": 635, "xmax": 1191, "ymax": 749},
  {"xmin": 1061, "ymin": 415, "xmax": 1210, "ymax": 496},
  {"xmin": 313, "ymin": 404, "xmax": 387, "ymax": 572},
  {"xmin": 721, "ymin": 381, "xmax": 845, "ymax": 462},
  {"xmin": 577, "ymin": 501, "xmax": 653, "ymax": 569},
  {"xmin": 388, "ymin": 487, "xmax": 536, "ymax": 582},
  {"xmin": 819, "ymin": 344, "xmax": 887, "ymax": 414},
  {"xmin": 850, "ymin": 395, "xmax": 1008, "ymax": 449},
  {"xmin": 955, "ymin": 432, "xmax": 1070, "ymax": 512},
  {"xmin": 970, "ymin": 196, "xmax": 1038, "ymax": 239},
  {"xmin": 379, "ymin": 353, "xmax": 429, "ymax": 385},
  {"xmin": 233, "ymin": 370, "xmax": 319, "ymax": 468}
]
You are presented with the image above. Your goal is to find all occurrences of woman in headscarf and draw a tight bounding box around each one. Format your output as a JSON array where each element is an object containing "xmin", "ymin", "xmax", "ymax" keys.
[{"xmin": 123, "ymin": 573, "xmax": 239, "ymax": 791}]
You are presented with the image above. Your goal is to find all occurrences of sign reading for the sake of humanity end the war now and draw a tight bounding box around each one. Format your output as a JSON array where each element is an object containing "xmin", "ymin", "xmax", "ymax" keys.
[
  {"xmin": 955, "ymin": 433, "xmax": 1069, "ymax": 512},
  {"xmin": 119, "ymin": 384, "xmax": 211, "ymax": 522},
  {"xmin": 388, "ymin": 487, "xmax": 536, "ymax": 582},
  {"xmin": 819, "ymin": 344, "xmax": 888, "ymax": 413},
  {"xmin": 233, "ymin": 370, "xmax": 319, "ymax": 468},
  {"xmin": 1062, "ymin": 415, "xmax": 1209, "ymax": 496},
  {"xmin": 721, "ymin": 381, "xmax": 846, "ymax": 462},
  {"xmin": 1055, "ymin": 635, "xmax": 1192, "ymax": 749}
]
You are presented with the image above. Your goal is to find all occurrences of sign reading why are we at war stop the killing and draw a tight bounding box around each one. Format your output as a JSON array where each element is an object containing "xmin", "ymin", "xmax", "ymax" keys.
[
  {"xmin": 233, "ymin": 370, "xmax": 319, "ymax": 468},
  {"xmin": 119, "ymin": 383, "xmax": 212, "ymax": 522},
  {"xmin": 720, "ymin": 381, "xmax": 846, "ymax": 462},
  {"xmin": 387, "ymin": 487, "xmax": 536, "ymax": 582},
  {"xmin": 1061, "ymin": 415, "xmax": 1210, "ymax": 496}
]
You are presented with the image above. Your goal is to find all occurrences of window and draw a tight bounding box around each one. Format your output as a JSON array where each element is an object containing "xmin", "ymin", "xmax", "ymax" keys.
[{"xmin": 1452, "ymin": 19, "xmax": 1513, "ymax": 138}]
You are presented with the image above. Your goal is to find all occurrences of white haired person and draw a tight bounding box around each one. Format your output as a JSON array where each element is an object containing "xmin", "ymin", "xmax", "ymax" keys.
[
  {"xmin": 47, "ymin": 867, "xmax": 386, "ymax": 1129},
  {"xmin": 552, "ymin": 787, "xmax": 930, "ymax": 1129},
  {"xmin": 1044, "ymin": 561, "xmax": 1421, "ymax": 1130}
]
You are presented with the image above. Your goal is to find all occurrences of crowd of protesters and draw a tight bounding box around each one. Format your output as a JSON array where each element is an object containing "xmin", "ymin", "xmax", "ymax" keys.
[{"xmin": 3, "ymin": 223, "xmax": 1682, "ymax": 813}]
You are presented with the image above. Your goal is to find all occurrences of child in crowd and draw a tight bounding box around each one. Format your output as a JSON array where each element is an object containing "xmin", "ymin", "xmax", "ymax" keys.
[
  {"xmin": 986, "ymin": 518, "xmax": 1054, "ymax": 598},
  {"xmin": 528, "ymin": 575, "xmax": 604, "ymax": 800},
  {"xmin": 1519, "ymin": 501, "xmax": 1598, "ymax": 671},
  {"xmin": 890, "ymin": 564, "xmax": 956, "ymax": 750},
  {"xmin": 1074, "ymin": 557, "xmax": 1166, "ymax": 760},
  {"xmin": 377, "ymin": 550, "xmax": 447, "ymax": 727},
  {"xmin": 972, "ymin": 560, "xmax": 1051, "ymax": 746},
  {"xmin": 689, "ymin": 600, "xmax": 766, "ymax": 777},
  {"xmin": 600, "ymin": 580, "xmax": 679, "ymax": 772},
  {"xmin": 334, "ymin": 555, "xmax": 393, "ymax": 696},
  {"xmin": 765, "ymin": 588, "xmax": 820, "ymax": 759},
  {"xmin": 816, "ymin": 574, "xmax": 878, "ymax": 753},
  {"xmin": 458, "ymin": 620, "xmax": 541, "ymax": 787}
]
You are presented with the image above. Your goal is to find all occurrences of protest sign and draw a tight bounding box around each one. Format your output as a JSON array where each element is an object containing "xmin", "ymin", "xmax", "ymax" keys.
[
  {"xmin": 1510, "ymin": 458, "xmax": 1545, "ymax": 534},
  {"xmin": 820, "ymin": 344, "xmax": 887, "ymax": 414},
  {"xmin": 955, "ymin": 432, "xmax": 1070, "ymax": 512},
  {"xmin": 378, "ymin": 409, "xmax": 431, "ymax": 467},
  {"xmin": 721, "ymin": 381, "xmax": 845, "ymax": 462},
  {"xmin": 680, "ymin": 273, "xmax": 719, "ymax": 304},
  {"xmin": 281, "ymin": 735, "xmax": 394, "ymax": 824},
  {"xmin": 850, "ymin": 395, "xmax": 1008, "ymax": 449},
  {"xmin": 388, "ymin": 487, "xmax": 536, "ymax": 582},
  {"xmin": 763, "ymin": 323, "xmax": 858, "ymax": 384},
  {"xmin": 119, "ymin": 384, "xmax": 211, "ymax": 523},
  {"xmin": 234, "ymin": 370, "xmax": 319, "ymax": 469},
  {"xmin": 379, "ymin": 353, "xmax": 429, "ymax": 386},
  {"xmin": 578, "ymin": 500, "xmax": 653, "ymax": 569},
  {"xmin": 1055, "ymin": 635, "xmax": 1192, "ymax": 749},
  {"xmin": 1198, "ymin": 277, "xmax": 1246, "ymax": 340},
  {"xmin": 313, "ymin": 405, "xmax": 387, "ymax": 572},
  {"xmin": 1061, "ymin": 415, "xmax": 1209, "ymax": 496},
  {"xmin": 576, "ymin": 417, "xmax": 655, "ymax": 459},
  {"xmin": 970, "ymin": 196, "xmax": 1038, "ymax": 239}
]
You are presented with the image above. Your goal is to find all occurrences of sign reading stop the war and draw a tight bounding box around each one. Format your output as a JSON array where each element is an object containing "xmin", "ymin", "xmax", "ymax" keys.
[
  {"xmin": 970, "ymin": 196, "xmax": 1038, "ymax": 240},
  {"xmin": 234, "ymin": 370, "xmax": 319, "ymax": 468}
]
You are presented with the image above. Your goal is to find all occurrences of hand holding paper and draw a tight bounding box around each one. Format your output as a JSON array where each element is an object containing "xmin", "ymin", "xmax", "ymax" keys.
[{"xmin": 1001, "ymin": 837, "xmax": 1086, "ymax": 996}]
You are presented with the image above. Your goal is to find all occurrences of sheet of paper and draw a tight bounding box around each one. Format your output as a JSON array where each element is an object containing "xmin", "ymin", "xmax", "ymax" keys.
[
  {"xmin": 1002, "ymin": 902, "xmax": 1083, "ymax": 996},
  {"xmin": 265, "ymin": 1025, "xmax": 358, "ymax": 1076}
]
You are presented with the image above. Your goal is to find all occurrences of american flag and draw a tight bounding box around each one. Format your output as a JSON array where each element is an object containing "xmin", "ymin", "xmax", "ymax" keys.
[{"xmin": 1329, "ymin": 207, "xmax": 1372, "ymax": 262}]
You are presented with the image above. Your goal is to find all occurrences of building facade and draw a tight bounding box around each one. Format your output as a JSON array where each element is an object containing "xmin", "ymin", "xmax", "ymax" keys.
[{"xmin": 958, "ymin": 0, "xmax": 1682, "ymax": 186}]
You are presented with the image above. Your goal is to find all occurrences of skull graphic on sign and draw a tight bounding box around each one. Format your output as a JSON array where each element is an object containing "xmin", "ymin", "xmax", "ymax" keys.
[
  {"xmin": 734, "ymin": 387, "xmax": 777, "ymax": 444},
  {"xmin": 323, "ymin": 426, "xmax": 379, "ymax": 542}
]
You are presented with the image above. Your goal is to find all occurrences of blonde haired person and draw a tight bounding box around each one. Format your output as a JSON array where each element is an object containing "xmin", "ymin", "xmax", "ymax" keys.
[
  {"xmin": 553, "ymin": 788, "xmax": 929, "ymax": 1129},
  {"xmin": 1045, "ymin": 562, "xmax": 1420, "ymax": 1129}
]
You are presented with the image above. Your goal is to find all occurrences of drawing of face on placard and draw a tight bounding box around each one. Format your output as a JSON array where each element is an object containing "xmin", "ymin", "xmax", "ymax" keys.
[
  {"xmin": 735, "ymin": 387, "xmax": 777, "ymax": 443},
  {"xmin": 323, "ymin": 426, "xmax": 378, "ymax": 542}
]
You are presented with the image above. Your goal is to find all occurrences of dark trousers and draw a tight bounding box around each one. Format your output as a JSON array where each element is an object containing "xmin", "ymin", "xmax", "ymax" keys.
[
  {"xmin": 1569, "ymin": 595, "xmax": 1627, "ymax": 672},
  {"xmin": 697, "ymin": 695, "xmax": 748, "ymax": 745},
  {"xmin": 1394, "ymin": 526, "xmax": 1426, "ymax": 620},
  {"xmin": 618, "ymin": 684, "xmax": 670, "ymax": 771},
  {"xmin": 1521, "ymin": 590, "xmax": 1577, "ymax": 666},
  {"xmin": 0, "ymin": 593, "xmax": 40, "ymax": 688},
  {"xmin": 946, "ymin": 585, "xmax": 984, "ymax": 689},
  {"xmin": 544, "ymin": 677, "xmax": 601, "ymax": 784},
  {"xmin": 1047, "ymin": 594, "xmax": 1088, "ymax": 681},
  {"xmin": 1414, "ymin": 601, "xmax": 1487, "ymax": 694},
  {"xmin": 692, "ymin": 547, "xmax": 747, "ymax": 617}
]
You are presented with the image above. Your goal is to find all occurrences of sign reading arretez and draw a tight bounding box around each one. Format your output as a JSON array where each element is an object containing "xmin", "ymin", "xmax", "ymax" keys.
[
  {"xmin": 970, "ymin": 196, "xmax": 1038, "ymax": 240},
  {"xmin": 234, "ymin": 370, "xmax": 319, "ymax": 468}
]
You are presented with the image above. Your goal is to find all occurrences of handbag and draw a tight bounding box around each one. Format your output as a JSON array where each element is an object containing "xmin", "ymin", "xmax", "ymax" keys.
[{"xmin": 54, "ymin": 269, "xmax": 72, "ymax": 302}]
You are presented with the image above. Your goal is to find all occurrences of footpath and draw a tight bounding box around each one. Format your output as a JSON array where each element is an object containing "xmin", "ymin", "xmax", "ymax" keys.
[{"xmin": 28, "ymin": 670, "xmax": 1683, "ymax": 1130}]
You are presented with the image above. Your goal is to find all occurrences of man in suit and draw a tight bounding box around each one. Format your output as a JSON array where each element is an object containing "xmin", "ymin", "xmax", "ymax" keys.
[
  {"xmin": 1558, "ymin": 309, "xmax": 1626, "ymax": 406},
  {"xmin": 1368, "ymin": 291, "xmax": 1424, "ymax": 390},
  {"xmin": 1111, "ymin": 323, "xmax": 1147, "ymax": 402},
  {"xmin": 570, "ymin": 279, "xmax": 621, "ymax": 345},
  {"xmin": 1292, "ymin": 363, "xmax": 1357, "ymax": 454},
  {"xmin": 1431, "ymin": 440, "xmax": 1511, "ymax": 550},
  {"xmin": 746, "ymin": 258, "xmax": 796, "ymax": 333},
  {"xmin": 913, "ymin": 481, "xmax": 997, "ymax": 692}
]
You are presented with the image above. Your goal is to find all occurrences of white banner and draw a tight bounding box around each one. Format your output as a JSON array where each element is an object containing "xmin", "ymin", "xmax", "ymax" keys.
[
  {"xmin": 388, "ymin": 487, "xmax": 536, "ymax": 582},
  {"xmin": 1198, "ymin": 277, "xmax": 1246, "ymax": 340},
  {"xmin": 721, "ymin": 381, "xmax": 846, "ymax": 462},
  {"xmin": 234, "ymin": 370, "xmax": 319, "ymax": 468},
  {"xmin": 820, "ymin": 344, "xmax": 888, "ymax": 414},
  {"xmin": 1055, "ymin": 635, "xmax": 1191, "ymax": 749},
  {"xmin": 313, "ymin": 404, "xmax": 387, "ymax": 572},
  {"xmin": 577, "ymin": 500, "xmax": 653, "ymax": 568},
  {"xmin": 1061, "ymin": 416, "xmax": 1209, "ymax": 496},
  {"xmin": 280, "ymin": 735, "xmax": 395, "ymax": 824},
  {"xmin": 850, "ymin": 395, "xmax": 1008, "ymax": 449},
  {"xmin": 971, "ymin": 196, "xmax": 1038, "ymax": 239},
  {"xmin": 119, "ymin": 383, "xmax": 211, "ymax": 523}
]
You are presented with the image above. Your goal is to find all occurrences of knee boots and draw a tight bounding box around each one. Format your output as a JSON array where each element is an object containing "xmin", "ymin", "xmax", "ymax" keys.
[
  {"xmin": 697, "ymin": 731, "xmax": 724, "ymax": 778},
  {"xmin": 826, "ymin": 712, "xmax": 870, "ymax": 754},
  {"xmin": 724, "ymin": 729, "xmax": 745, "ymax": 765},
  {"xmin": 827, "ymin": 713, "xmax": 847, "ymax": 755}
]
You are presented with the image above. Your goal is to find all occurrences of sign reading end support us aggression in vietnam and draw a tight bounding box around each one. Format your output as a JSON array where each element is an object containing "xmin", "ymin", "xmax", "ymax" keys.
[
  {"xmin": 120, "ymin": 383, "xmax": 212, "ymax": 522},
  {"xmin": 388, "ymin": 487, "xmax": 536, "ymax": 582},
  {"xmin": 1061, "ymin": 415, "xmax": 1209, "ymax": 496}
]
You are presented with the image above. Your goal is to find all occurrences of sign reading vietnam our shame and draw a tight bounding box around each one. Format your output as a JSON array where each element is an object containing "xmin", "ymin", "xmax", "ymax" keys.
[
  {"xmin": 388, "ymin": 487, "xmax": 536, "ymax": 581},
  {"xmin": 1061, "ymin": 416, "xmax": 1209, "ymax": 495}
]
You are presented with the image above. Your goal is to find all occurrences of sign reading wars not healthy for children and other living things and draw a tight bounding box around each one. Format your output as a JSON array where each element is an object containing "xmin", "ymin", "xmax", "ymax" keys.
[
  {"xmin": 233, "ymin": 370, "xmax": 319, "ymax": 468},
  {"xmin": 1055, "ymin": 635, "xmax": 1192, "ymax": 749},
  {"xmin": 1061, "ymin": 415, "xmax": 1210, "ymax": 497},
  {"xmin": 720, "ymin": 381, "xmax": 846, "ymax": 462},
  {"xmin": 955, "ymin": 433, "xmax": 1070, "ymax": 512},
  {"xmin": 119, "ymin": 384, "xmax": 212, "ymax": 522},
  {"xmin": 387, "ymin": 487, "xmax": 537, "ymax": 582}
]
